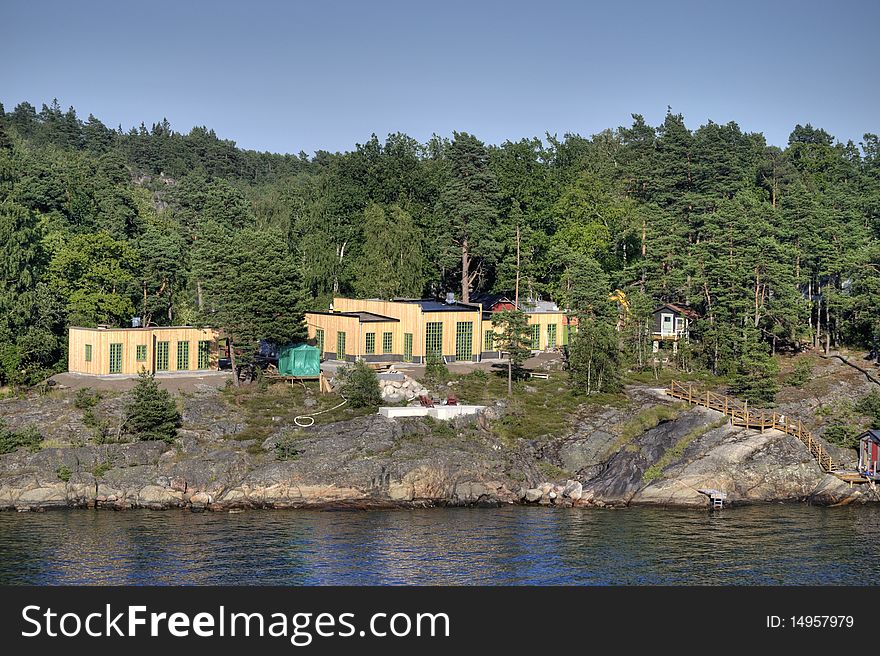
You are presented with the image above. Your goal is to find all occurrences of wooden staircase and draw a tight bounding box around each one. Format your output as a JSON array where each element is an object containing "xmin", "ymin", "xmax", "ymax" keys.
[{"xmin": 666, "ymin": 380, "xmax": 846, "ymax": 476}]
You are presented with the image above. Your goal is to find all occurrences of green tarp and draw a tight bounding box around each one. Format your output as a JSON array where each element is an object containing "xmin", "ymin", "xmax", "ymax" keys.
[{"xmin": 277, "ymin": 343, "xmax": 321, "ymax": 377}]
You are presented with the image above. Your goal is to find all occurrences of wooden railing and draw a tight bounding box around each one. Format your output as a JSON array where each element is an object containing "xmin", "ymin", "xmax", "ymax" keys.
[{"xmin": 666, "ymin": 381, "xmax": 835, "ymax": 472}]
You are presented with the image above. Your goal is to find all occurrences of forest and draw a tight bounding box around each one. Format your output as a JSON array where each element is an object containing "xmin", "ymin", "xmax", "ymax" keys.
[{"xmin": 1, "ymin": 98, "xmax": 879, "ymax": 401}]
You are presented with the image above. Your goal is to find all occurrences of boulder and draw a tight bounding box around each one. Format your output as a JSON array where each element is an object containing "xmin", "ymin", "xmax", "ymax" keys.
[{"xmin": 524, "ymin": 488, "xmax": 543, "ymax": 502}]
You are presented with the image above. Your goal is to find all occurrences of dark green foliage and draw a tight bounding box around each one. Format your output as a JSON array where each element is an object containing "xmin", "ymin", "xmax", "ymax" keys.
[
  {"xmin": 337, "ymin": 360, "xmax": 383, "ymax": 408},
  {"xmin": 493, "ymin": 309, "xmax": 532, "ymax": 382},
  {"xmin": 568, "ymin": 318, "xmax": 621, "ymax": 394},
  {"xmin": 3, "ymin": 98, "xmax": 880, "ymax": 391},
  {"xmin": 0, "ymin": 419, "xmax": 42, "ymax": 454},
  {"xmin": 74, "ymin": 387, "xmax": 101, "ymax": 410},
  {"xmin": 124, "ymin": 371, "xmax": 180, "ymax": 443},
  {"xmin": 856, "ymin": 389, "xmax": 880, "ymax": 429},
  {"xmin": 728, "ymin": 332, "xmax": 780, "ymax": 406},
  {"xmin": 56, "ymin": 465, "xmax": 71, "ymax": 482},
  {"xmin": 786, "ymin": 359, "xmax": 814, "ymax": 388},
  {"xmin": 424, "ymin": 355, "xmax": 450, "ymax": 383}
]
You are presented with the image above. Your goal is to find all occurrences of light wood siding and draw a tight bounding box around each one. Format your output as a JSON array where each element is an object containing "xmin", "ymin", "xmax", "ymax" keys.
[
  {"xmin": 68, "ymin": 327, "xmax": 218, "ymax": 375},
  {"xmin": 333, "ymin": 298, "xmax": 424, "ymax": 356},
  {"xmin": 304, "ymin": 313, "xmax": 361, "ymax": 359},
  {"xmin": 422, "ymin": 311, "xmax": 481, "ymax": 360},
  {"xmin": 524, "ymin": 312, "xmax": 567, "ymax": 351}
]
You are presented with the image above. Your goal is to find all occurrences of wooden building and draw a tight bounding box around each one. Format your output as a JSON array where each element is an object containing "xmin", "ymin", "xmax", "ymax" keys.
[
  {"xmin": 652, "ymin": 303, "xmax": 698, "ymax": 356},
  {"xmin": 68, "ymin": 326, "xmax": 219, "ymax": 376},
  {"xmin": 307, "ymin": 296, "xmax": 569, "ymax": 364},
  {"xmin": 858, "ymin": 430, "xmax": 880, "ymax": 479}
]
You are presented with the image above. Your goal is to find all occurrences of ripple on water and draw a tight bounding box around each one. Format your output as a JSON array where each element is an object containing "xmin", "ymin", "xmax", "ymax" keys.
[{"xmin": 0, "ymin": 505, "xmax": 878, "ymax": 585}]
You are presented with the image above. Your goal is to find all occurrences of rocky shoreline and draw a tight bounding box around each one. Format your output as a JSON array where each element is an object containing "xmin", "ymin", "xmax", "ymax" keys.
[{"xmin": 2, "ymin": 370, "xmax": 879, "ymax": 512}]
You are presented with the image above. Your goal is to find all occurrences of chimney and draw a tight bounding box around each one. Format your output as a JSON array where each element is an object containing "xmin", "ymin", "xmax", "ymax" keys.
[
  {"xmin": 131, "ymin": 317, "xmax": 142, "ymax": 328},
  {"xmin": 445, "ymin": 292, "xmax": 455, "ymax": 305}
]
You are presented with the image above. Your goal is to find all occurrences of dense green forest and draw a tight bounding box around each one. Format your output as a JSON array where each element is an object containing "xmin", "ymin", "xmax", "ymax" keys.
[{"xmin": 1, "ymin": 98, "xmax": 879, "ymax": 395}]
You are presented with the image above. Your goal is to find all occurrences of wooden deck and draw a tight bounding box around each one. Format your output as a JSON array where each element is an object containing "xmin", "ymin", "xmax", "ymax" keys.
[{"xmin": 666, "ymin": 381, "xmax": 867, "ymax": 483}]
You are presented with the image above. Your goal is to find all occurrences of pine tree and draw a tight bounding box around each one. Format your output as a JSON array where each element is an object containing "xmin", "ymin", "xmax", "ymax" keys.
[
  {"xmin": 436, "ymin": 132, "xmax": 499, "ymax": 303},
  {"xmin": 493, "ymin": 309, "xmax": 532, "ymax": 394},
  {"xmin": 125, "ymin": 371, "xmax": 180, "ymax": 443}
]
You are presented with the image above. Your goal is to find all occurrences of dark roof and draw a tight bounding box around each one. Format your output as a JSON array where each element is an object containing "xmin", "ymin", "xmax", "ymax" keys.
[
  {"xmin": 471, "ymin": 292, "xmax": 562, "ymax": 313},
  {"xmin": 654, "ymin": 303, "xmax": 700, "ymax": 319},
  {"xmin": 858, "ymin": 429, "xmax": 880, "ymax": 443},
  {"xmin": 395, "ymin": 299, "xmax": 482, "ymax": 313},
  {"xmin": 305, "ymin": 310, "xmax": 399, "ymax": 323}
]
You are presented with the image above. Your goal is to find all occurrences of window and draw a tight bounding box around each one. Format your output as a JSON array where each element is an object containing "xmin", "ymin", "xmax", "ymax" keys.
[
  {"xmin": 156, "ymin": 341, "xmax": 169, "ymax": 371},
  {"xmin": 337, "ymin": 332, "xmax": 346, "ymax": 359},
  {"xmin": 455, "ymin": 322, "xmax": 473, "ymax": 360},
  {"xmin": 425, "ymin": 322, "xmax": 443, "ymax": 360},
  {"xmin": 315, "ymin": 328, "xmax": 325, "ymax": 354},
  {"xmin": 547, "ymin": 324, "xmax": 557, "ymax": 348},
  {"xmin": 177, "ymin": 341, "xmax": 190, "ymax": 370},
  {"xmin": 403, "ymin": 333, "xmax": 413, "ymax": 362},
  {"xmin": 365, "ymin": 332, "xmax": 375, "ymax": 354},
  {"xmin": 484, "ymin": 330, "xmax": 494, "ymax": 351},
  {"xmin": 382, "ymin": 332, "xmax": 392, "ymax": 354},
  {"xmin": 109, "ymin": 343, "xmax": 123, "ymax": 374},
  {"xmin": 84, "ymin": 344, "xmax": 92, "ymax": 362},
  {"xmin": 675, "ymin": 317, "xmax": 685, "ymax": 333},
  {"xmin": 198, "ymin": 340, "xmax": 211, "ymax": 369},
  {"xmin": 136, "ymin": 345, "xmax": 147, "ymax": 362},
  {"xmin": 531, "ymin": 324, "xmax": 540, "ymax": 349}
]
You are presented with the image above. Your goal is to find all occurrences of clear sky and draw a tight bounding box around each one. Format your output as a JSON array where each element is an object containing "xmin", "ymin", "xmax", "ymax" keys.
[{"xmin": 2, "ymin": 0, "xmax": 878, "ymax": 154}]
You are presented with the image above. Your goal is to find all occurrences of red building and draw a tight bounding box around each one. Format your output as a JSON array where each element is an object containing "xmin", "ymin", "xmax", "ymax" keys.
[{"xmin": 857, "ymin": 430, "xmax": 880, "ymax": 479}]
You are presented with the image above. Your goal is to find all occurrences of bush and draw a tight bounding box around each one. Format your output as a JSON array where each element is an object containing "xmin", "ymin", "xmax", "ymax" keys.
[
  {"xmin": 274, "ymin": 431, "xmax": 303, "ymax": 461},
  {"xmin": 823, "ymin": 422, "xmax": 861, "ymax": 449},
  {"xmin": 0, "ymin": 420, "xmax": 42, "ymax": 454},
  {"xmin": 125, "ymin": 371, "xmax": 180, "ymax": 443},
  {"xmin": 425, "ymin": 355, "xmax": 449, "ymax": 382},
  {"xmin": 337, "ymin": 360, "xmax": 382, "ymax": 408},
  {"xmin": 787, "ymin": 359, "xmax": 813, "ymax": 388},
  {"xmin": 856, "ymin": 389, "xmax": 880, "ymax": 428},
  {"xmin": 56, "ymin": 465, "xmax": 72, "ymax": 482},
  {"xmin": 74, "ymin": 387, "xmax": 101, "ymax": 410}
]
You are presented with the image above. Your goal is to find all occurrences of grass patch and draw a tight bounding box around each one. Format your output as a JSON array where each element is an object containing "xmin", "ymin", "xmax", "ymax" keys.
[
  {"xmin": 536, "ymin": 461, "xmax": 571, "ymax": 481},
  {"xmin": 642, "ymin": 416, "xmax": 729, "ymax": 482},
  {"xmin": 93, "ymin": 461, "xmax": 113, "ymax": 478},
  {"xmin": 625, "ymin": 368, "xmax": 725, "ymax": 387},
  {"xmin": 223, "ymin": 380, "xmax": 374, "ymax": 442},
  {"xmin": 606, "ymin": 403, "xmax": 686, "ymax": 457},
  {"xmin": 449, "ymin": 369, "xmax": 623, "ymax": 445}
]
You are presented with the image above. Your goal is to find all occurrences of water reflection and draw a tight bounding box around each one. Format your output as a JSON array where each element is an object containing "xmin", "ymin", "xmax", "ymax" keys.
[{"xmin": 0, "ymin": 505, "xmax": 877, "ymax": 585}]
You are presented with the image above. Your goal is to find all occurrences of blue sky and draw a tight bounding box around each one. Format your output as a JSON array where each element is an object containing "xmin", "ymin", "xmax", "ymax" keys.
[{"xmin": 2, "ymin": 0, "xmax": 878, "ymax": 154}]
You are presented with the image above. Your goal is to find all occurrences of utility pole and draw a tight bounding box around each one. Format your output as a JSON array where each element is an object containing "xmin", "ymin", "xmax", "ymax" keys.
[{"xmin": 509, "ymin": 222, "xmax": 521, "ymax": 396}]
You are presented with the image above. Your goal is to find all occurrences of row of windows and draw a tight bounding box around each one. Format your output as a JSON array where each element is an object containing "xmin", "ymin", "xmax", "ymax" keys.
[
  {"xmin": 86, "ymin": 341, "xmax": 212, "ymax": 372},
  {"xmin": 321, "ymin": 323, "xmax": 561, "ymax": 360},
  {"xmin": 364, "ymin": 331, "xmax": 396, "ymax": 354}
]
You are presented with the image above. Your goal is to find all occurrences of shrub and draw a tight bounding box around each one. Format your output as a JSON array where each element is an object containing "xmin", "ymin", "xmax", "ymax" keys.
[
  {"xmin": 425, "ymin": 355, "xmax": 449, "ymax": 382},
  {"xmin": 336, "ymin": 360, "xmax": 382, "ymax": 408},
  {"xmin": 787, "ymin": 359, "xmax": 813, "ymax": 388},
  {"xmin": 856, "ymin": 389, "xmax": 880, "ymax": 429},
  {"xmin": 274, "ymin": 431, "xmax": 302, "ymax": 461},
  {"xmin": 56, "ymin": 465, "xmax": 72, "ymax": 482},
  {"xmin": 125, "ymin": 371, "xmax": 180, "ymax": 443},
  {"xmin": 823, "ymin": 422, "xmax": 861, "ymax": 449},
  {"xmin": 0, "ymin": 420, "xmax": 42, "ymax": 454},
  {"xmin": 74, "ymin": 387, "xmax": 101, "ymax": 410}
]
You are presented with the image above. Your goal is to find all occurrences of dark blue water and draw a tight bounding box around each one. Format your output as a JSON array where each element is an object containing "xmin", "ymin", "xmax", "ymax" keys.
[{"xmin": 0, "ymin": 505, "xmax": 877, "ymax": 585}]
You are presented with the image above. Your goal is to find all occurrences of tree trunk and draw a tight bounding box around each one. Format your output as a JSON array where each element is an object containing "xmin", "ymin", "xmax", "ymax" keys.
[
  {"xmin": 461, "ymin": 239, "xmax": 470, "ymax": 304},
  {"xmin": 196, "ymin": 280, "xmax": 204, "ymax": 311},
  {"xmin": 514, "ymin": 224, "xmax": 521, "ymax": 309},
  {"xmin": 228, "ymin": 335, "xmax": 241, "ymax": 388},
  {"xmin": 507, "ymin": 358, "xmax": 512, "ymax": 396}
]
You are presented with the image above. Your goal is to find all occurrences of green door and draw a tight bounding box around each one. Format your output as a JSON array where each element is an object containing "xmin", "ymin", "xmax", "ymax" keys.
[
  {"xmin": 455, "ymin": 322, "xmax": 473, "ymax": 360},
  {"xmin": 425, "ymin": 322, "xmax": 442, "ymax": 360},
  {"xmin": 403, "ymin": 333, "xmax": 413, "ymax": 362},
  {"xmin": 109, "ymin": 343, "xmax": 123, "ymax": 374}
]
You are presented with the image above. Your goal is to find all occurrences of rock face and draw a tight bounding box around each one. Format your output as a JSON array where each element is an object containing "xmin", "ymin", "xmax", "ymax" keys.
[{"xmin": 1, "ymin": 376, "xmax": 878, "ymax": 511}]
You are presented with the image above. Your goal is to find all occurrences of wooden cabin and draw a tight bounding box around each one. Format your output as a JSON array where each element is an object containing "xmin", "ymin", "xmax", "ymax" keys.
[
  {"xmin": 653, "ymin": 303, "xmax": 697, "ymax": 341},
  {"xmin": 68, "ymin": 326, "xmax": 219, "ymax": 375},
  {"xmin": 858, "ymin": 430, "xmax": 880, "ymax": 479}
]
